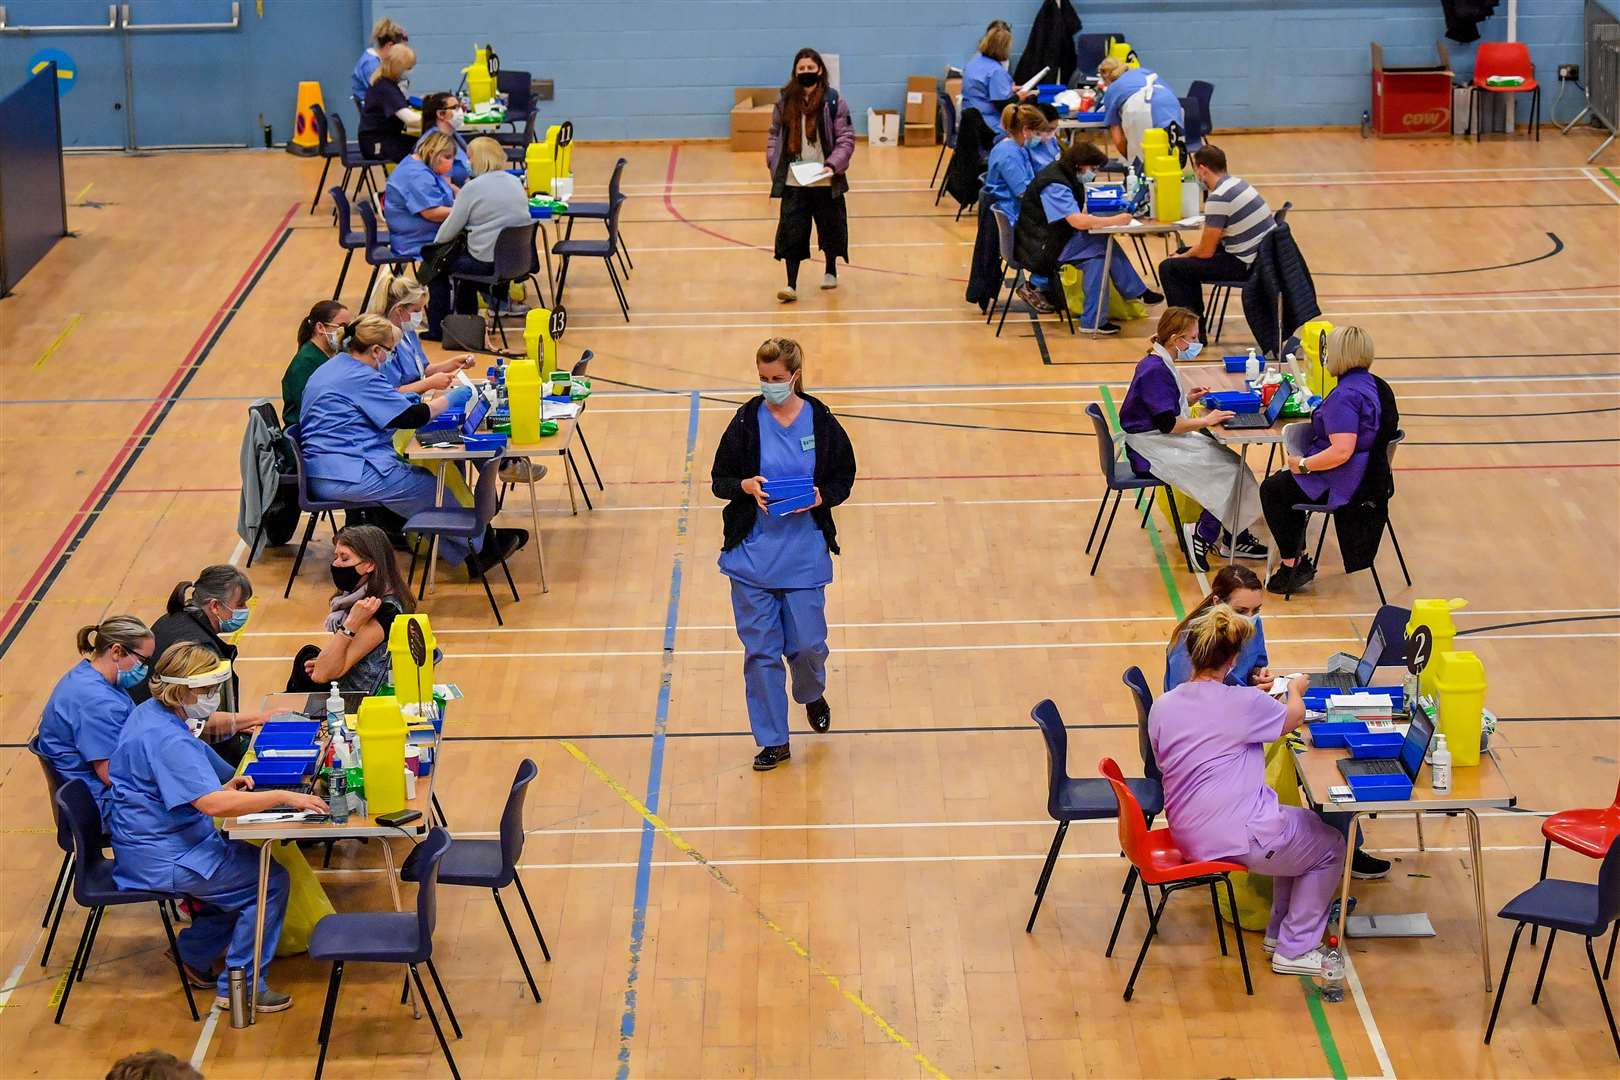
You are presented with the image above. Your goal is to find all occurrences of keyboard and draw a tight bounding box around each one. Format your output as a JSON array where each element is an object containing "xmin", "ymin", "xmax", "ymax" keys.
[
  {"xmin": 1313, "ymin": 671, "xmax": 1359, "ymax": 692},
  {"xmin": 1220, "ymin": 410, "xmax": 1273, "ymax": 430},
  {"xmin": 415, "ymin": 429, "xmax": 464, "ymax": 446},
  {"xmin": 1338, "ymin": 758, "xmax": 1403, "ymax": 779}
]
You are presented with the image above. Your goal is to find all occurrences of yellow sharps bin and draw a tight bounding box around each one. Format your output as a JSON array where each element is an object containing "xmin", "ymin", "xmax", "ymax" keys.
[{"xmin": 1429, "ymin": 650, "xmax": 1486, "ymax": 766}]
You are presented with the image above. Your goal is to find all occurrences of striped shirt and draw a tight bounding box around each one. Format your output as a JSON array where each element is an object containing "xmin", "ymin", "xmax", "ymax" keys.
[{"xmin": 1203, "ymin": 175, "xmax": 1275, "ymax": 265}]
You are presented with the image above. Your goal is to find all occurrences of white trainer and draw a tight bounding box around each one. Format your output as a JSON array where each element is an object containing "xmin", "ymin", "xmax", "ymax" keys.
[
  {"xmin": 1271, "ymin": 948, "xmax": 1325, "ymax": 976},
  {"xmin": 1262, "ymin": 936, "xmax": 1279, "ymax": 955},
  {"xmin": 821, "ymin": 273, "xmax": 838, "ymax": 290},
  {"xmin": 777, "ymin": 286, "xmax": 798, "ymax": 303}
]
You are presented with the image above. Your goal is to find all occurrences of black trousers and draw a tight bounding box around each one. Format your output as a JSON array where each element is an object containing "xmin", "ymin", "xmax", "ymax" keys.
[
  {"xmin": 774, "ymin": 186, "xmax": 849, "ymax": 265},
  {"xmin": 1260, "ymin": 468, "xmax": 1313, "ymax": 559},
  {"xmin": 1159, "ymin": 249, "xmax": 1250, "ymax": 333},
  {"xmin": 426, "ymin": 251, "xmax": 497, "ymax": 336}
]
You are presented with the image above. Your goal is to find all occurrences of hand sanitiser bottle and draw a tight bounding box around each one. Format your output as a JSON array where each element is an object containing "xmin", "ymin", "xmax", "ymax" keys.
[
  {"xmin": 1431, "ymin": 733, "xmax": 1452, "ymax": 793},
  {"xmin": 1245, "ymin": 347, "xmax": 1260, "ymax": 382},
  {"xmin": 327, "ymin": 685, "xmax": 345, "ymax": 738}
]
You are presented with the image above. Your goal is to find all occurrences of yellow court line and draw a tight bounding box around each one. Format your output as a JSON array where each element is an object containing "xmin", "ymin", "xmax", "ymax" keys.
[
  {"xmin": 32, "ymin": 313, "xmax": 83, "ymax": 370},
  {"xmin": 558, "ymin": 740, "xmax": 952, "ymax": 1080},
  {"xmin": 74, "ymin": 182, "xmax": 94, "ymax": 203}
]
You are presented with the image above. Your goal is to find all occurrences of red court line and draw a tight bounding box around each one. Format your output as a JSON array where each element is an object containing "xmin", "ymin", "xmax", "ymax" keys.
[
  {"xmin": 0, "ymin": 204, "xmax": 298, "ymax": 641},
  {"xmin": 1319, "ymin": 282, "xmax": 1620, "ymax": 300}
]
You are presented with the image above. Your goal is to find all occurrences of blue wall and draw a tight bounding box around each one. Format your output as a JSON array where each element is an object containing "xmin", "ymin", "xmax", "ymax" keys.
[{"xmin": 368, "ymin": 0, "xmax": 1583, "ymax": 138}]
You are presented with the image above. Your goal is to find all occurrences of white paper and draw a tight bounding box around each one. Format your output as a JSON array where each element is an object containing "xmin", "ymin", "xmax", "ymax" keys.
[
  {"xmin": 1329, "ymin": 692, "xmax": 1392, "ymax": 708},
  {"xmin": 789, "ymin": 161, "xmax": 830, "ymax": 186},
  {"xmin": 906, "ymin": 91, "xmax": 923, "ymax": 104},
  {"xmin": 1017, "ymin": 66, "xmax": 1050, "ymax": 95},
  {"xmin": 1268, "ymin": 673, "xmax": 1307, "ymax": 698},
  {"xmin": 1176, "ymin": 215, "xmax": 1204, "ymax": 227},
  {"xmin": 542, "ymin": 399, "xmax": 582, "ymax": 420}
]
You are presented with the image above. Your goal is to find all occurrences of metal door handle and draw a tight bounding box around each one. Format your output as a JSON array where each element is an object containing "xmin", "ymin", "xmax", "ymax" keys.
[
  {"xmin": 121, "ymin": 1, "xmax": 239, "ymax": 31},
  {"xmin": 0, "ymin": 3, "xmax": 118, "ymax": 33}
]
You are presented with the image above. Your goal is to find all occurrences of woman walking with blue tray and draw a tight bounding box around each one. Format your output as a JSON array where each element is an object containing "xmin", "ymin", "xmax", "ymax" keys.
[{"xmin": 712, "ymin": 338, "xmax": 857, "ymax": 771}]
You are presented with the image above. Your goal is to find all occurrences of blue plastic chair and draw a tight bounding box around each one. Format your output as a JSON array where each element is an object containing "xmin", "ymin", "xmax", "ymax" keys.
[
  {"xmin": 326, "ymin": 111, "xmax": 387, "ymax": 205},
  {"xmin": 931, "ymin": 91, "xmax": 958, "ymax": 197},
  {"xmin": 401, "ymin": 759, "xmax": 551, "ymax": 1002},
  {"xmin": 353, "ymin": 198, "xmax": 401, "ymax": 313},
  {"xmin": 281, "ymin": 427, "xmax": 376, "ymax": 599},
  {"xmin": 1484, "ymin": 837, "xmax": 1620, "ymax": 1056},
  {"xmin": 1026, "ymin": 699, "xmax": 1164, "ymax": 934},
  {"xmin": 553, "ymin": 196, "xmax": 630, "ymax": 321},
  {"xmin": 51, "ymin": 780, "xmax": 197, "ymax": 1025},
  {"xmin": 404, "ymin": 449, "xmax": 519, "ymax": 624},
  {"xmin": 328, "ymin": 185, "xmax": 388, "ymax": 303},
  {"xmin": 1284, "ymin": 430, "xmax": 1411, "ymax": 605},
  {"xmin": 309, "ymin": 827, "xmax": 459, "ymax": 1080},
  {"xmin": 1187, "ymin": 80, "xmax": 1215, "ymax": 138},
  {"xmin": 1082, "ymin": 404, "xmax": 1195, "ymax": 575},
  {"xmin": 561, "ymin": 157, "xmax": 633, "ymax": 277},
  {"xmin": 307, "ymin": 102, "xmax": 346, "ymax": 215}
]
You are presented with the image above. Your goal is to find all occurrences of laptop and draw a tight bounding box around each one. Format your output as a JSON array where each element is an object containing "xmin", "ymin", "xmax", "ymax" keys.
[
  {"xmin": 415, "ymin": 393, "xmax": 491, "ymax": 446},
  {"xmin": 1313, "ymin": 625, "xmax": 1388, "ymax": 692},
  {"xmin": 1337, "ymin": 710, "xmax": 1433, "ymax": 781},
  {"xmin": 1220, "ymin": 386, "xmax": 1289, "ymax": 430}
]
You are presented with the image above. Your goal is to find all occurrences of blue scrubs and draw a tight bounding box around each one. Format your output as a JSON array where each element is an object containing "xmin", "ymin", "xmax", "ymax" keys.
[
  {"xmin": 1164, "ymin": 620, "xmax": 1270, "ymax": 692},
  {"xmin": 380, "ymin": 325, "xmax": 430, "ymax": 387},
  {"xmin": 983, "ymin": 138, "xmax": 1036, "ymax": 225},
  {"xmin": 384, "ymin": 156, "xmax": 454, "ymax": 260},
  {"xmin": 300, "ymin": 354, "xmax": 482, "ymax": 564},
  {"xmin": 719, "ymin": 403, "xmax": 832, "ymax": 749},
  {"xmin": 1039, "ymin": 183, "xmax": 1147, "ymax": 325},
  {"xmin": 351, "ymin": 50, "xmax": 380, "ymax": 105},
  {"xmin": 962, "ymin": 52, "xmax": 1014, "ymax": 139},
  {"xmin": 38, "ymin": 660, "xmax": 133, "ymax": 817},
  {"xmin": 108, "ymin": 699, "xmax": 289, "ymax": 995},
  {"xmin": 415, "ymin": 129, "xmax": 470, "ymax": 187},
  {"xmin": 1101, "ymin": 68, "xmax": 1183, "ymax": 133}
]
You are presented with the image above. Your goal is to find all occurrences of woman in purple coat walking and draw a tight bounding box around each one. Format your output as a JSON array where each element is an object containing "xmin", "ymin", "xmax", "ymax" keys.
[{"xmin": 766, "ymin": 48, "xmax": 855, "ymax": 303}]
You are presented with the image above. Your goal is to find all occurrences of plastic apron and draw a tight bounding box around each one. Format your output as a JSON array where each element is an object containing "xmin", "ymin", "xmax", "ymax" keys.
[
  {"xmin": 1119, "ymin": 73, "xmax": 1160, "ymax": 165},
  {"xmin": 1122, "ymin": 352, "xmax": 1261, "ymax": 534}
]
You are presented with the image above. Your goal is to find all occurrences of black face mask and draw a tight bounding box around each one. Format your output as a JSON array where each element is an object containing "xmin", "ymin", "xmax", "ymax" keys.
[
  {"xmin": 796, "ymin": 71, "xmax": 820, "ymax": 89},
  {"xmin": 330, "ymin": 563, "xmax": 364, "ymax": 593}
]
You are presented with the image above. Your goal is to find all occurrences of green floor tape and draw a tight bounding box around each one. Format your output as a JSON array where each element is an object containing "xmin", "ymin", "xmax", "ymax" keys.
[{"xmin": 1301, "ymin": 976, "xmax": 1350, "ymax": 1080}]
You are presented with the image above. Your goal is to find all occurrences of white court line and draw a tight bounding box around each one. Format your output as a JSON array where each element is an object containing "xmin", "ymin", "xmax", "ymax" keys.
[
  {"xmin": 237, "ymin": 607, "xmax": 1619, "ymax": 638},
  {"xmin": 0, "ymin": 925, "xmax": 48, "ymax": 1011},
  {"xmin": 190, "ymin": 1004, "xmax": 222, "ymax": 1070},
  {"xmin": 1343, "ymin": 952, "xmax": 1397, "ymax": 1080},
  {"xmin": 233, "ymin": 630, "xmax": 1618, "ymax": 663},
  {"xmin": 1582, "ymin": 167, "xmax": 1620, "ymax": 206}
]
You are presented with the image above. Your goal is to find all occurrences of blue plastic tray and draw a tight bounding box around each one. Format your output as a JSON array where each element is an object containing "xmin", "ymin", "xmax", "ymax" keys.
[
  {"xmin": 1203, "ymin": 390, "xmax": 1263, "ymax": 413},
  {"xmin": 258, "ymin": 719, "xmax": 321, "ymax": 739},
  {"xmin": 1308, "ymin": 721, "xmax": 1368, "ymax": 748},
  {"xmin": 1347, "ymin": 773, "xmax": 1414, "ymax": 802},
  {"xmin": 462, "ymin": 432, "xmax": 508, "ymax": 453},
  {"xmin": 1223, "ymin": 355, "xmax": 1264, "ymax": 373},
  {"xmin": 1344, "ymin": 732, "xmax": 1405, "ymax": 759},
  {"xmin": 1304, "ymin": 685, "xmax": 1406, "ymax": 713},
  {"xmin": 244, "ymin": 760, "xmax": 314, "ymax": 789}
]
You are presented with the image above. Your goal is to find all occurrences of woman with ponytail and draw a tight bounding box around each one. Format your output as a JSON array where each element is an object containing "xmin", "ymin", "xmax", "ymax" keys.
[
  {"xmin": 282, "ymin": 300, "xmax": 349, "ymax": 427},
  {"xmin": 37, "ymin": 616, "xmax": 154, "ymax": 815},
  {"xmin": 1149, "ymin": 604, "xmax": 1344, "ymax": 978}
]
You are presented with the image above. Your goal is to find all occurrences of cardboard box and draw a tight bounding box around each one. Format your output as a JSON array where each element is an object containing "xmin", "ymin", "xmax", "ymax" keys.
[
  {"xmin": 868, "ymin": 108, "xmax": 900, "ymax": 147},
  {"xmin": 903, "ymin": 123, "xmax": 936, "ymax": 147},
  {"xmin": 904, "ymin": 75, "xmax": 935, "ymax": 126},
  {"xmin": 730, "ymin": 87, "xmax": 777, "ymax": 152}
]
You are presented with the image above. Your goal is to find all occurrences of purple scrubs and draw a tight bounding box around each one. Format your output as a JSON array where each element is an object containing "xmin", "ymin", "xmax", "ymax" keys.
[
  {"xmin": 1296, "ymin": 368, "xmax": 1381, "ymax": 506},
  {"xmin": 1118, "ymin": 350, "xmax": 1182, "ymax": 474},
  {"xmin": 1150, "ymin": 681, "xmax": 1344, "ymax": 958}
]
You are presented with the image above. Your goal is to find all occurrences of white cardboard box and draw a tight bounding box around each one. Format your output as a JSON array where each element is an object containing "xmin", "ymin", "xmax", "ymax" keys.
[{"xmin": 868, "ymin": 108, "xmax": 900, "ymax": 146}]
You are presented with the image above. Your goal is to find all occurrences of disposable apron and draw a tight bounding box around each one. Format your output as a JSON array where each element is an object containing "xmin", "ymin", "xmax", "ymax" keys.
[
  {"xmin": 1123, "ymin": 361, "xmax": 1261, "ymax": 535},
  {"xmin": 1119, "ymin": 73, "xmax": 1161, "ymax": 165}
]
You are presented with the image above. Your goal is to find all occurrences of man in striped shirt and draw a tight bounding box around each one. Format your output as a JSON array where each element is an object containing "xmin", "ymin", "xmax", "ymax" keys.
[{"xmin": 1158, "ymin": 144, "xmax": 1277, "ymax": 336}]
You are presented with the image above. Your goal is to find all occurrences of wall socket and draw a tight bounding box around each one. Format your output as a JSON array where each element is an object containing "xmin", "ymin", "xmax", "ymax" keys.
[
  {"xmin": 1558, "ymin": 64, "xmax": 1579, "ymax": 82},
  {"xmin": 532, "ymin": 79, "xmax": 555, "ymax": 101}
]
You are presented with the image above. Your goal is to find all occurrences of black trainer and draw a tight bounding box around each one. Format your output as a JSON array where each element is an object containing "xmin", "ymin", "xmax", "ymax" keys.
[
  {"xmin": 1352, "ymin": 849, "xmax": 1392, "ymax": 880},
  {"xmin": 1219, "ymin": 530, "xmax": 1270, "ymax": 560},
  {"xmin": 806, "ymin": 697, "xmax": 831, "ymax": 733},
  {"xmin": 1139, "ymin": 288, "xmax": 1165, "ymax": 305},
  {"xmin": 752, "ymin": 744, "xmax": 791, "ymax": 771},
  {"xmin": 1189, "ymin": 533, "xmax": 1214, "ymax": 572},
  {"xmin": 1081, "ymin": 321, "xmax": 1122, "ymax": 336}
]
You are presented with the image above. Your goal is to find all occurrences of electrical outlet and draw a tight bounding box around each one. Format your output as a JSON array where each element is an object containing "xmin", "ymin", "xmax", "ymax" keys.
[
  {"xmin": 1558, "ymin": 64, "xmax": 1579, "ymax": 82},
  {"xmin": 533, "ymin": 79, "xmax": 554, "ymax": 101}
]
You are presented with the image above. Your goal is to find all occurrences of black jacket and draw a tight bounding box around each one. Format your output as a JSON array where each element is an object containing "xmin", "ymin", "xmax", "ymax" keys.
[
  {"xmin": 1241, "ymin": 223, "xmax": 1320, "ymax": 358},
  {"xmin": 1015, "ymin": 159, "xmax": 1084, "ymax": 279},
  {"xmin": 943, "ymin": 106, "xmax": 995, "ymax": 210},
  {"xmin": 1442, "ymin": 0, "xmax": 1500, "ymax": 43},
  {"xmin": 1331, "ymin": 375, "xmax": 1402, "ymax": 573},
  {"xmin": 711, "ymin": 394, "xmax": 856, "ymax": 556},
  {"xmin": 129, "ymin": 606, "xmax": 238, "ymax": 706},
  {"xmin": 966, "ymin": 200, "xmax": 1006, "ymax": 310},
  {"xmin": 1013, "ymin": 0, "xmax": 1082, "ymax": 84}
]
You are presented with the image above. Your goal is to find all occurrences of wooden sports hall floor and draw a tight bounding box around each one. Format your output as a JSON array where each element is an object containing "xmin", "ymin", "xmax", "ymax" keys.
[{"xmin": 0, "ymin": 130, "xmax": 1616, "ymax": 1079}]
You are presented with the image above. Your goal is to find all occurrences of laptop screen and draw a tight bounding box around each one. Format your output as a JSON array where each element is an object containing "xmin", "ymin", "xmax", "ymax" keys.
[
  {"xmin": 1355, "ymin": 625, "xmax": 1386, "ymax": 685},
  {"xmin": 461, "ymin": 393, "xmax": 492, "ymax": 436},
  {"xmin": 1398, "ymin": 711, "xmax": 1434, "ymax": 780},
  {"xmin": 1263, "ymin": 387, "xmax": 1289, "ymax": 423}
]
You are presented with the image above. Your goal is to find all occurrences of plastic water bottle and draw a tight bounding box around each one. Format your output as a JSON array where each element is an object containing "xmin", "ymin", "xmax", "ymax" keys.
[
  {"xmin": 1245, "ymin": 347, "xmax": 1260, "ymax": 382},
  {"xmin": 1319, "ymin": 937, "xmax": 1345, "ymax": 1002},
  {"xmin": 328, "ymin": 768, "xmax": 349, "ymax": 825},
  {"xmin": 1431, "ymin": 733, "xmax": 1452, "ymax": 793}
]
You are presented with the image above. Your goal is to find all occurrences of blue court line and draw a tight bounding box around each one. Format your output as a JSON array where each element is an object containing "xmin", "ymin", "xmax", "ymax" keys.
[{"xmin": 616, "ymin": 390, "xmax": 701, "ymax": 1080}]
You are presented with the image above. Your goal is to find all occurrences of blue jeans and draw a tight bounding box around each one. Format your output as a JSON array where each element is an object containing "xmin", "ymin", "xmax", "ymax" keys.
[
  {"xmin": 173, "ymin": 842, "xmax": 289, "ymax": 995},
  {"xmin": 729, "ymin": 581, "xmax": 829, "ymax": 748},
  {"xmin": 1058, "ymin": 232, "xmax": 1147, "ymax": 325}
]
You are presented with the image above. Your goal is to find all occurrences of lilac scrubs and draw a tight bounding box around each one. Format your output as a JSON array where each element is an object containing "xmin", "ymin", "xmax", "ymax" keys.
[
  {"xmin": 1150, "ymin": 681, "xmax": 1343, "ymax": 957},
  {"xmin": 1117, "ymin": 350, "xmax": 1182, "ymax": 474},
  {"xmin": 1297, "ymin": 368, "xmax": 1381, "ymax": 506},
  {"xmin": 1038, "ymin": 183, "xmax": 1146, "ymax": 325}
]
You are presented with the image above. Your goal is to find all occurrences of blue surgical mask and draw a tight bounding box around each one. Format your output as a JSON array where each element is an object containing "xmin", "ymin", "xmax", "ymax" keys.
[
  {"xmin": 219, "ymin": 607, "xmax": 250, "ymax": 633},
  {"xmin": 760, "ymin": 380, "xmax": 795, "ymax": 406},
  {"xmin": 1179, "ymin": 341, "xmax": 1204, "ymax": 360},
  {"xmin": 1079, "ymin": 169, "xmax": 1097, "ymax": 184},
  {"xmin": 117, "ymin": 662, "xmax": 148, "ymax": 690}
]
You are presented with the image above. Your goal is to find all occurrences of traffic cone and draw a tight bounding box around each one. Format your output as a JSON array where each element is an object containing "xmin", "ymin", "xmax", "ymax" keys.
[{"xmin": 287, "ymin": 80, "xmax": 323, "ymax": 156}]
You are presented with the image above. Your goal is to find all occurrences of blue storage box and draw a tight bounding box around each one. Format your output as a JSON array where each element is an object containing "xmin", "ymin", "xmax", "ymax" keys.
[
  {"xmin": 1084, "ymin": 185, "xmax": 1128, "ymax": 213},
  {"xmin": 1308, "ymin": 721, "xmax": 1368, "ymax": 748},
  {"xmin": 1346, "ymin": 773, "xmax": 1414, "ymax": 802},
  {"xmin": 461, "ymin": 432, "xmax": 508, "ymax": 453},
  {"xmin": 1203, "ymin": 390, "xmax": 1263, "ymax": 413},
  {"xmin": 1035, "ymin": 83, "xmax": 1067, "ymax": 103},
  {"xmin": 243, "ymin": 760, "xmax": 314, "ymax": 789},
  {"xmin": 1344, "ymin": 732, "xmax": 1405, "ymax": 759},
  {"xmin": 1303, "ymin": 685, "xmax": 1406, "ymax": 713},
  {"xmin": 1073, "ymin": 110, "xmax": 1106, "ymax": 123},
  {"xmin": 529, "ymin": 204, "xmax": 553, "ymax": 219},
  {"xmin": 1224, "ymin": 355, "xmax": 1264, "ymax": 373}
]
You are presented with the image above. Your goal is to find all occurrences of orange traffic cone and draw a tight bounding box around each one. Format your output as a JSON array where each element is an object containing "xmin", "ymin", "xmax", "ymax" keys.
[{"xmin": 288, "ymin": 80, "xmax": 323, "ymax": 156}]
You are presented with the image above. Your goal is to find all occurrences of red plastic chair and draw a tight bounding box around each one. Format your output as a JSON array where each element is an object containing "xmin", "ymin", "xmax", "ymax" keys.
[
  {"xmin": 1532, "ymin": 777, "xmax": 1620, "ymax": 976},
  {"xmin": 1471, "ymin": 42, "xmax": 1540, "ymax": 141},
  {"xmin": 1100, "ymin": 758, "xmax": 1253, "ymax": 1001}
]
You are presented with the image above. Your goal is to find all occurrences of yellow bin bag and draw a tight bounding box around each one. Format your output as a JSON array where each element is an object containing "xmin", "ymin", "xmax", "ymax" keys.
[{"xmin": 1059, "ymin": 264, "xmax": 1150, "ymax": 324}]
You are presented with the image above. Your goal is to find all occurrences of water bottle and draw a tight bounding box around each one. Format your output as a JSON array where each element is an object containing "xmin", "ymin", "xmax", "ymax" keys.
[
  {"xmin": 227, "ymin": 966, "xmax": 251, "ymax": 1027},
  {"xmin": 328, "ymin": 768, "xmax": 349, "ymax": 825},
  {"xmin": 326, "ymin": 685, "xmax": 345, "ymax": 737},
  {"xmin": 1245, "ymin": 347, "xmax": 1260, "ymax": 383},
  {"xmin": 1319, "ymin": 937, "xmax": 1345, "ymax": 1003},
  {"xmin": 1431, "ymin": 733, "xmax": 1452, "ymax": 793}
]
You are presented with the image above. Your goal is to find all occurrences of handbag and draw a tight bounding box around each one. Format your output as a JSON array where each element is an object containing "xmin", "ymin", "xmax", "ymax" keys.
[
  {"xmin": 415, "ymin": 235, "xmax": 465, "ymax": 286},
  {"xmin": 441, "ymin": 313, "xmax": 489, "ymax": 352}
]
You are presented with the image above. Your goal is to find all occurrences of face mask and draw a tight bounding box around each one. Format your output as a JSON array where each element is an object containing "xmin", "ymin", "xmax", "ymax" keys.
[
  {"xmin": 1079, "ymin": 169, "xmax": 1097, "ymax": 184},
  {"xmin": 408, "ymin": 310, "xmax": 425, "ymax": 331},
  {"xmin": 796, "ymin": 71, "xmax": 820, "ymax": 89},
  {"xmin": 218, "ymin": 607, "xmax": 250, "ymax": 633},
  {"xmin": 324, "ymin": 328, "xmax": 342, "ymax": 350},
  {"xmin": 331, "ymin": 563, "xmax": 364, "ymax": 593},
  {"xmin": 760, "ymin": 380, "xmax": 795, "ymax": 406},
  {"xmin": 117, "ymin": 661, "xmax": 148, "ymax": 690},
  {"xmin": 1179, "ymin": 341, "xmax": 1204, "ymax": 360},
  {"xmin": 183, "ymin": 689, "xmax": 221, "ymax": 724}
]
